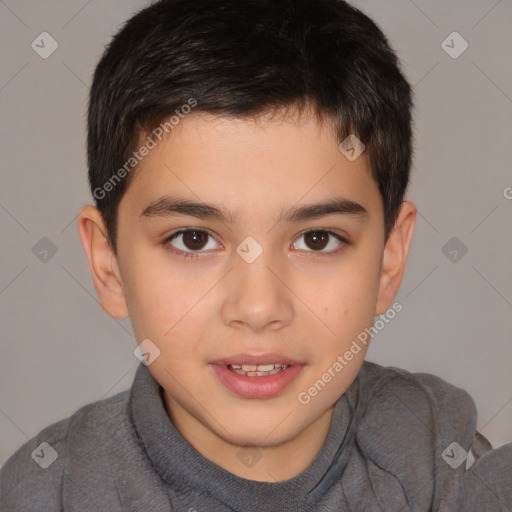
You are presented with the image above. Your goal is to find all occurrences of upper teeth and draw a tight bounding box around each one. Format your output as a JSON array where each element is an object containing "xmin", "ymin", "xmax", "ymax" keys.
[{"xmin": 231, "ymin": 363, "xmax": 285, "ymax": 372}]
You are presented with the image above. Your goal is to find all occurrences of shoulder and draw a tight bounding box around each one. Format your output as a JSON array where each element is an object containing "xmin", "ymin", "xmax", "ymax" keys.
[
  {"xmin": 357, "ymin": 362, "xmax": 512, "ymax": 509},
  {"xmin": 354, "ymin": 362, "xmax": 478, "ymax": 498},
  {"xmin": 360, "ymin": 360, "xmax": 477, "ymax": 422},
  {"xmin": 359, "ymin": 361, "xmax": 479, "ymax": 447},
  {"xmin": 0, "ymin": 389, "xmax": 130, "ymax": 511}
]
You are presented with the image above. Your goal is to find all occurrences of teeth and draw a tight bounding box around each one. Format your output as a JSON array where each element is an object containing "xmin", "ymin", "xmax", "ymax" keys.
[
  {"xmin": 240, "ymin": 364, "xmax": 277, "ymax": 372},
  {"xmin": 254, "ymin": 364, "xmax": 275, "ymax": 372},
  {"xmin": 240, "ymin": 363, "xmax": 283, "ymax": 372},
  {"xmin": 229, "ymin": 363, "xmax": 290, "ymax": 376}
]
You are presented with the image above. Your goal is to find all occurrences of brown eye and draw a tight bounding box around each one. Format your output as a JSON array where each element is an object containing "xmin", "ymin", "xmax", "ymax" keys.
[
  {"xmin": 292, "ymin": 230, "xmax": 346, "ymax": 253},
  {"xmin": 182, "ymin": 230, "xmax": 209, "ymax": 250},
  {"xmin": 166, "ymin": 229, "xmax": 219, "ymax": 255},
  {"xmin": 304, "ymin": 231, "xmax": 330, "ymax": 250}
]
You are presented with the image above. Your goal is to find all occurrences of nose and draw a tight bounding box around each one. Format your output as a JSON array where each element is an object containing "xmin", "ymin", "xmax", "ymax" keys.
[{"xmin": 219, "ymin": 251, "xmax": 294, "ymax": 333}]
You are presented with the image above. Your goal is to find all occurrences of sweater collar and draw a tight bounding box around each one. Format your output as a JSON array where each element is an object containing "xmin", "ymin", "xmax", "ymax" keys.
[{"xmin": 128, "ymin": 363, "xmax": 368, "ymax": 510}]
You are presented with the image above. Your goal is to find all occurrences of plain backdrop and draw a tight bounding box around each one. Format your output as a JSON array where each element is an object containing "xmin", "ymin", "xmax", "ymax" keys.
[{"xmin": 1, "ymin": 0, "xmax": 511, "ymax": 467}]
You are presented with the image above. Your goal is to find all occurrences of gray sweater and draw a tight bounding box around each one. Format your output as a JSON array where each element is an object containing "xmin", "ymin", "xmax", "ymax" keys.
[{"xmin": 1, "ymin": 361, "xmax": 511, "ymax": 511}]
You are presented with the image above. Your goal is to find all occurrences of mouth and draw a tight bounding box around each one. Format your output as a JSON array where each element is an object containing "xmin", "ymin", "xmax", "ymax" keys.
[
  {"xmin": 228, "ymin": 363, "xmax": 290, "ymax": 377},
  {"xmin": 210, "ymin": 355, "xmax": 303, "ymax": 399}
]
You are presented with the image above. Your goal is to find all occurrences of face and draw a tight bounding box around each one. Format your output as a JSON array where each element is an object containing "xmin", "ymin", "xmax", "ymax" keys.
[{"xmin": 82, "ymin": 108, "xmax": 413, "ymax": 453}]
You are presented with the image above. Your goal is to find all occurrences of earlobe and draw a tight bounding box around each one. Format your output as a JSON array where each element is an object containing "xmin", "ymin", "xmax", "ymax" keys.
[
  {"xmin": 77, "ymin": 205, "xmax": 129, "ymax": 319},
  {"xmin": 374, "ymin": 201, "xmax": 417, "ymax": 316}
]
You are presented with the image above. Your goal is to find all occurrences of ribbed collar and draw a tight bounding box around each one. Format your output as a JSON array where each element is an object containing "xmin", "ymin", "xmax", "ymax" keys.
[{"xmin": 128, "ymin": 363, "xmax": 368, "ymax": 511}]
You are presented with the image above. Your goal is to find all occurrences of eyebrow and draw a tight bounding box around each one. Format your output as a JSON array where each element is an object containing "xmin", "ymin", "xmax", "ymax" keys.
[{"xmin": 140, "ymin": 195, "xmax": 369, "ymax": 224}]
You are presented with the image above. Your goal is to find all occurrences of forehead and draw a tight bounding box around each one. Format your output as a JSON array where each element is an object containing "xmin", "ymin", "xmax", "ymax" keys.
[{"xmin": 120, "ymin": 110, "xmax": 382, "ymax": 223}]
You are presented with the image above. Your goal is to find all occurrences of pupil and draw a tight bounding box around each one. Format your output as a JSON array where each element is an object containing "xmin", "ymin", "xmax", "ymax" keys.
[
  {"xmin": 184, "ymin": 231, "xmax": 207, "ymax": 249},
  {"xmin": 307, "ymin": 231, "xmax": 328, "ymax": 250}
]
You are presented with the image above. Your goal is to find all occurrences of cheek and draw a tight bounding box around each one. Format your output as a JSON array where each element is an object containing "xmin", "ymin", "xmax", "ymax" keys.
[
  {"xmin": 121, "ymin": 260, "xmax": 191, "ymax": 338},
  {"xmin": 307, "ymin": 252, "xmax": 381, "ymax": 348},
  {"xmin": 125, "ymin": 266, "xmax": 219, "ymax": 356}
]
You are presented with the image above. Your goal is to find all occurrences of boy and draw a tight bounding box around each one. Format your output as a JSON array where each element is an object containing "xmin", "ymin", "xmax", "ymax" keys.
[{"xmin": 1, "ymin": 0, "xmax": 511, "ymax": 510}]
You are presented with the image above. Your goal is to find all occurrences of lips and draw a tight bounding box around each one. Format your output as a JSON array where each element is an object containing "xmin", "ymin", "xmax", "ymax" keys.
[{"xmin": 210, "ymin": 353, "xmax": 304, "ymax": 399}]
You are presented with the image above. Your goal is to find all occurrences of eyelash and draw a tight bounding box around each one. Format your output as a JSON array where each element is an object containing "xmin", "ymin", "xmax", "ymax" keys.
[{"xmin": 163, "ymin": 228, "xmax": 349, "ymax": 260}]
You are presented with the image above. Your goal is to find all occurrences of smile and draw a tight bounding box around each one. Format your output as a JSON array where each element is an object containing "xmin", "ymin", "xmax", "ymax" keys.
[
  {"xmin": 210, "ymin": 355, "xmax": 303, "ymax": 399},
  {"xmin": 228, "ymin": 363, "xmax": 290, "ymax": 376}
]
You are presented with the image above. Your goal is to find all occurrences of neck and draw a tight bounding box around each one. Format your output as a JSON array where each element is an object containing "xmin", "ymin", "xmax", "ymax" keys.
[{"xmin": 164, "ymin": 395, "xmax": 335, "ymax": 482}]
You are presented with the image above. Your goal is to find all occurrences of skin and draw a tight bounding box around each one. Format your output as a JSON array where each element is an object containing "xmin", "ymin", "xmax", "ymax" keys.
[{"xmin": 78, "ymin": 107, "xmax": 416, "ymax": 482}]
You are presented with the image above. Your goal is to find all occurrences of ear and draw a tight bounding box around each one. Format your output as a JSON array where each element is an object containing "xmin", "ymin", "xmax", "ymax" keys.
[
  {"xmin": 77, "ymin": 205, "xmax": 129, "ymax": 319},
  {"xmin": 374, "ymin": 201, "xmax": 417, "ymax": 315}
]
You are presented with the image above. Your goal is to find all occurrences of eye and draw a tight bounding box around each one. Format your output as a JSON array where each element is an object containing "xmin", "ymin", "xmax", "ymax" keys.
[
  {"xmin": 165, "ymin": 229, "xmax": 220, "ymax": 257},
  {"xmin": 292, "ymin": 230, "xmax": 347, "ymax": 253}
]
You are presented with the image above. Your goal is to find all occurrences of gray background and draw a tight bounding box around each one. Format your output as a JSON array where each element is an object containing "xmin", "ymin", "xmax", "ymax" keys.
[{"xmin": 1, "ymin": 0, "xmax": 511, "ymax": 468}]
